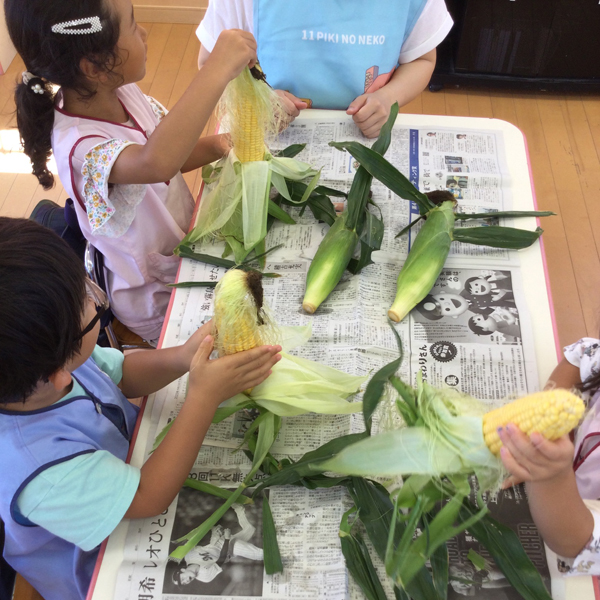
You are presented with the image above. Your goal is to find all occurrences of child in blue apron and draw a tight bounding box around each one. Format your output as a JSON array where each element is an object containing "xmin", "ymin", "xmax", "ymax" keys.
[
  {"xmin": 0, "ymin": 218, "xmax": 281, "ymax": 600},
  {"xmin": 197, "ymin": 0, "xmax": 453, "ymax": 137}
]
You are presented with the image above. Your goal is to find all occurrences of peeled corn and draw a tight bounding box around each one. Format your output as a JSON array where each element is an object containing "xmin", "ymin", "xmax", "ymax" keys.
[
  {"xmin": 235, "ymin": 96, "xmax": 265, "ymax": 163},
  {"xmin": 482, "ymin": 389, "xmax": 585, "ymax": 455},
  {"xmin": 213, "ymin": 269, "xmax": 279, "ymax": 357}
]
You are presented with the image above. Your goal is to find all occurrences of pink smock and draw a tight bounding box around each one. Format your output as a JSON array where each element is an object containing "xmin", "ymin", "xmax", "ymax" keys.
[{"xmin": 52, "ymin": 84, "xmax": 194, "ymax": 340}]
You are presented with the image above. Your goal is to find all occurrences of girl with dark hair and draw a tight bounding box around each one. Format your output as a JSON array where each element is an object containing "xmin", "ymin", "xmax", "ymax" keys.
[
  {"xmin": 4, "ymin": 0, "xmax": 257, "ymax": 342},
  {"xmin": 0, "ymin": 218, "xmax": 280, "ymax": 600}
]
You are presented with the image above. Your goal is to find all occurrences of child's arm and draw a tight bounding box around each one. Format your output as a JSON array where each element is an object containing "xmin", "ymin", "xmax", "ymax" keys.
[
  {"xmin": 109, "ymin": 30, "xmax": 257, "ymax": 185},
  {"xmin": 118, "ymin": 321, "xmax": 214, "ymax": 398},
  {"xmin": 124, "ymin": 335, "xmax": 281, "ymax": 518},
  {"xmin": 545, "ymin": 357, "xmax": 582, "ymax": 391},
  {"xmin": 499, "ymin": 425, "xmax": 594, "ymax": 558},
  {"xmin": 199, "ymin": 45, "xmax": 307, "ymax": 120},
  {"xmin": 180, "ymin": 134, "xmax": 231, "ymax": 173},
  {"xmin": 346, "ymin": 49, "xmax": 437, "ymax": 139}
]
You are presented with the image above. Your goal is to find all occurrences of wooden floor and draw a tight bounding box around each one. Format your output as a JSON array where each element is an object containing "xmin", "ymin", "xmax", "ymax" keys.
[{"xmin": 0, "ymin": 22, "xmax": 599, "ymax": 353}]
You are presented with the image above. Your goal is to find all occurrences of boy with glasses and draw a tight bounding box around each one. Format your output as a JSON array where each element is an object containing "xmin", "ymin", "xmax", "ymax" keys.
[{"xmin": 0, "ymin": 218, "xmax": 281, "ymax": 600}]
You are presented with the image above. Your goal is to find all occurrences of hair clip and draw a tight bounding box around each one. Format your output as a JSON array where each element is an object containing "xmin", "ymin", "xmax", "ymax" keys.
[
  {"xmin": 51, "ymin": 17, "xmax": 102, "ymax": 35},
  {"xmin": 22, "ymin": 71, "xmax": 45, "ymax": 94}
]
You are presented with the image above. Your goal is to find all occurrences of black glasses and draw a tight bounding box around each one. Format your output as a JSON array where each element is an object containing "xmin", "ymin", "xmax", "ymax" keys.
[{"xmin": 77, "ymin": 279, "xmax": 110, "ymax": 339}]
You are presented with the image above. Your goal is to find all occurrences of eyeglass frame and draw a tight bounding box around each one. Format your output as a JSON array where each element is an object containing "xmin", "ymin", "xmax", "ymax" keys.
[{"xmin": 77, "ymin": 279, "xmax": 110, "ymax": 340}]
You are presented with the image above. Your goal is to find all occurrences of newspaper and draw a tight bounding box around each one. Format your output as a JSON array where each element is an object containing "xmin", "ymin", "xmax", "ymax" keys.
[
  {"xmin": 448, "ymin": 480, "xmax": 551, "ymax": 600},
  {"xmin": 108, "ymin": 116, "xmax": 548, "ymax": 600}
]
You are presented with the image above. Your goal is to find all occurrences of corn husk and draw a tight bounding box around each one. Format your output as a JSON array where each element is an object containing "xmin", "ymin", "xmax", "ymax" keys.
[{"xmin": 182, "ymin": 67, "xmax": 320, "ymax": 263}]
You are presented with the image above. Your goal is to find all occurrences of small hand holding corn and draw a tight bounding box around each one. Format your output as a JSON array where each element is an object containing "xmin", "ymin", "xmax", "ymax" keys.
[
  {"xmin": 498, "ymin": 425, "xmax": 575, "ymax": 489},
  {"xmin": 188, "ymin": 333, "xmax": 281, "ymax": 405},
  {"xmin": 482, "ymin": 390, "xmax": 584, "ymax": 455}
]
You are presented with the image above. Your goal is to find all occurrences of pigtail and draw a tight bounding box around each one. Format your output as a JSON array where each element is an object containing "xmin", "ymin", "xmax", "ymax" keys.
[{"xmin": 15, "ymin": 78, "xmax": 57, "ymax": 189}]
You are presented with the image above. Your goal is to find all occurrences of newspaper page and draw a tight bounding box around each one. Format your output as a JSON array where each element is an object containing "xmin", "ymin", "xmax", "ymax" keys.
[
  {"xmin": 110, "ymin": 116, "xmax": 549, "ymax": 600},
  {"xmin": 448, "ymin": 480, "xmax": 551, "ymax": 600}
]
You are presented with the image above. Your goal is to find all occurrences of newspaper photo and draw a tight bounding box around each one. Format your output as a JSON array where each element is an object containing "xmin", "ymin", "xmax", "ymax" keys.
[
  {"xmin": 104, "ymin": 115, "xmax": 552, "ymax": 600},
  {"xmin": 448, "ymin": 481, "xmax": 551, "ymax": 600}
]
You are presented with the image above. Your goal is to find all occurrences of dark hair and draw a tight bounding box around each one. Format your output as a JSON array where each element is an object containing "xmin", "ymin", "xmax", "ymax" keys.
[
  {"xmin": 4, "ymin": 0, "xmax": 121, "ymax": 189},
  {"xmin": 467, "ymin": 316, "xmax": 493, "ymax": 336},
  {"xmin": 172, "ymin": 567, "xmax": 185, "ymax": 586},
  {"xmin": 464, "ymin": 276, "xmax": 484, "ymax": 294},
  {"xmin": 0, "ymin": 218, "xmax": 87, "ymax": 403}
]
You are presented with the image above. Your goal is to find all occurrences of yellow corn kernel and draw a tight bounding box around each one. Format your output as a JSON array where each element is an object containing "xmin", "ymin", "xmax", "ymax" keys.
[
  {"xmin": 482, "ymin": 389, "xmax": 584, "ymax": 456},
  {"xmin": 235, "ymin": 97, "xmax": 265, "ymax": 163},
  {"xmin": 218, "ymin": 319, "xmax": 258, "ymax": 355}
]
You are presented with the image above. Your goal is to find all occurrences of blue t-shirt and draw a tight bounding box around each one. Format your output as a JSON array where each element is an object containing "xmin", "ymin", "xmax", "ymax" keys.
[{"xmin": 16, "ymin": 347, "xmax": 141, "ymax": 551}]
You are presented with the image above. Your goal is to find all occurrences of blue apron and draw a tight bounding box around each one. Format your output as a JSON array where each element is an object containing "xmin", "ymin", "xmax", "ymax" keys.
[
  {"xmin": 0, "ymin": 357, "xmax": 139, "ymax": 600},
  {"xmin": 254, "ymin": 0, "xmax": 428, "ymax": 109}
]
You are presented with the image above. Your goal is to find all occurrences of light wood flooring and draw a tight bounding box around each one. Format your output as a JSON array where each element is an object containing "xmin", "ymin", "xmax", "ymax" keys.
[{"xmin": 1, "ymin": 23, "xmax": 599, "ymax": 351}]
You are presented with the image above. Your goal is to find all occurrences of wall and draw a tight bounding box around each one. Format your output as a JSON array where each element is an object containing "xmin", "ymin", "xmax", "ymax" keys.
[
  {"xmin": 133, "ymin": 0, "xmax": 208, "ymax": 24},
  {"xmin": 0, "ymin": 1, "xmax": 16, "ymax": 74}
]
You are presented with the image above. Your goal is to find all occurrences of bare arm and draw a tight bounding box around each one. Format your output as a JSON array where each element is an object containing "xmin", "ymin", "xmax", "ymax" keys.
[
  {"xmin": 180, "ymin": 134, "xmax": 231, "ymax": 173},
  {"xmin": 109, "ymin": 30, "xmax": 257, "ymax": 185},
  {"xmin": 499, "ymin": 425, "xmax": 594, "ymax": 558},
  {"xmin": 347, "ymin": 48, "xmax": 437, "ymax": 138},
  {"xmin": 545, "ymin": 357, "xmax": 582, "ymax": 390},
  {"xmin": 118, "ymin": 323, "xmax": 212, "ymax": 398},
  {"xmin": 124, "ymin": 337, "xmax": 281, "ymax": 518}
]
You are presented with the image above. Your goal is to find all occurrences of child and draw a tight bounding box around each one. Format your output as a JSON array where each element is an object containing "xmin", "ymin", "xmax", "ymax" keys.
[
  {"xmin": 0, "ymin": 218, "xmax": 281, "ymax": 600},
  {"xmin": 5, "ymin": 0, "xmax": 257, "ymax": 343},
  {"xmin": 196, "ymin": 0, "xmax": 453, "ymax": 138},
  {"xmin": 499, "ymin": 337, "xmax": 600, "ymax": 575}
]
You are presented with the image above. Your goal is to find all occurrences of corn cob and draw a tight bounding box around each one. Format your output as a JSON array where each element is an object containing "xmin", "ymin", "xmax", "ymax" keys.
[
  {"xmin": 302, "ymin": 212, "xmax": 358, "ymax": 314},
  {"xmin": 388, "ymin": 200, "xmax": 455, "ymax": 322},
  {"xmin": 482, "ymin": 389, "xmax": 584, "ymax": 455},
  {"xmin": 213, "ymin": 269, "xmax": 278, "ymax": 357},
  {"xmin": 235, "ymin": 96, "xmax": 265, "ymax": 163}
]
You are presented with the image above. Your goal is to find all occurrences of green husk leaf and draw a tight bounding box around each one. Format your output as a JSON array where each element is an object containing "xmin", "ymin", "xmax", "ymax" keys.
[
  {"xmin": 241, "ymin": 160, "xmax": 272, "ymax": 249},
  {"xmin": 455, "ymin": 210, "xmax": 554, "ymax": 220},
  {"xmin": 183, "ymin": 478, "xmax": 253, "ymax": 504},
  {"xmin": 451, "ymin": 226, "xmax": 543, "ymax": 249},
  {"xmin": 241, "ymin": 243, "xmax": 285, "ymax": 266},
  {"xmin": 347, "ymin": 210, "xmax": 385, "ymax": 273},
  {"xmin": 467, "ymin": 548, "xmax": 487, "ymax": 571},
  {"xmin": 329, "ymin": 141, "xmax": 434, "ymax": 216},
  {"xmin": 306, "ymin": 194, "xmax": 337, "ymax": 226},
  {"xmin": 174, "ymin": 245, "xmax": 236, "ymax": 268},
  {"xmin": 459, "ymin": 501, "xmax": 553, "ymax": 600},
  {"xmin": 340, "ymin": 511, "xmax": 389, "ymax": 600},
  {"xmin": 170, "ymin": 484, "xmax": 247, "ymax": 558},
  {"xmin": 395, "ymin": 214, "xmax": 425, "ymax": 238},
  {"xmin": 314, "ymin": 184, "xmax": 347, "ymax": 197},
  {"xmin": 362, "ymin": 324, "xmax": 403, "ymax": 434},
  {"xmin": 167, "ymin": 281, "xmax": 217, "ymax": 288},
  {"xmin": 253, "ymin": 433, "xmax": 369, "ymax": 493},
  {"xmin": 274, "ymin": 143, "xmax": 306, "ymax": 158},
  {"xmin": 262, "ymin": 495, "xmax": 283, "ymax": 574},
  {"xmin": 270, "ymin": 172, "xmax": 293, "ymax": 202},
  {"xmin": 344, "ymin": 103, "xmax": 398, "ymax": 231},
  {"xmin": 347, "ymin": 478, "xmax": 439, "ymax": 600}
]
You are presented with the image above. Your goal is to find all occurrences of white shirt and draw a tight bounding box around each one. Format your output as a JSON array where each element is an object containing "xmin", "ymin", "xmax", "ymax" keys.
[{"xmin": 197, "ymin": 0, "xmax": 453, "ymax": 65}]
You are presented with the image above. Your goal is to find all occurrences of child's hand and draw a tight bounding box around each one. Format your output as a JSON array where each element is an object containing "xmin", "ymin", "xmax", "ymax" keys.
[
  {"xmin": 179, "ymin": 320, "xmax": 214, "ymax": 371},
  {"xmin": 498, "ymin": 424, "xmax": 574, "ymax": 488},
  {"xmin": 188, "ymin": 335, "xmax": 281, "ymax": 404},
  {"xmin": 347, "ymin": 91, "xmax": 393, "ymax": 139},
  {"xmin": 275, "ymin": 90, "xmax": 308, "ymax": 120},
  {"xmin": 208, "ymin": 29, "xmax": 257, "ymax": 81}
]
